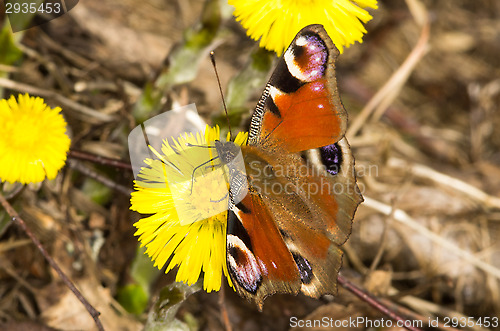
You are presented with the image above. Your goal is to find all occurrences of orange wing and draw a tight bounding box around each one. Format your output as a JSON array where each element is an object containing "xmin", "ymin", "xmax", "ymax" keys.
[
  {"xmin": 226, "ymin": 193, "xmax": 301, "ymax": 308},
  {"xmin": 248, "ymin": 24, "xmax": 347, "ymax": 153}
]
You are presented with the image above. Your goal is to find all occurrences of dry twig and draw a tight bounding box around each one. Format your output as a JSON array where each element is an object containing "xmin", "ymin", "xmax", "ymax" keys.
[
  {"xmin": 347, "ymin": 0, "xmax": 431, "ymax": 138},
  {"xmin": 0, "ymin": 77, "xmax": 115, "ymax": 123},
  {"xmin": 388, "ymin": 157, "xmax": 500, "ymax": 209},
  {"xmin": 338, "ymin": 274, "xmax": 423, "ymax": 331},
  {"xmin": 0, "ymin": 193, "xmax": 105, "ymax": 331},
  {"xmin": 363, "ymin": 196, "xmax": 500, "ymax": 281}
]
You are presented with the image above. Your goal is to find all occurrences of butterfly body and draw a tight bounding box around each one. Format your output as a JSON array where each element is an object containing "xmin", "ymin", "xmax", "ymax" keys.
[
  {"xmin": 220, "ymin": 24, "xmax": 363, "ymax": 309},
  {"xmin": 214, "ymin": 140, "xmax": 248, "ymax": 207}
]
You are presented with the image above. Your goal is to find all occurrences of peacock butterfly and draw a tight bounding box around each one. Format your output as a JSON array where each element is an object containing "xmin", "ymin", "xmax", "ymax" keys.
[{"xmin": 215, "ymin": 24, "xmax": 363, "ymax": 309}]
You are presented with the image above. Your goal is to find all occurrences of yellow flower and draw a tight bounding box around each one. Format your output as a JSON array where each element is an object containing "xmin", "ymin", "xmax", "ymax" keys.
[
  {"xmin": 229, "ymin": 0, "xmax": 378, "ymax": 55},
  {"xmin": 131, "ymin": 126, "xmax": 248, "ymax": 292},
  {"xmin": 0, "ymin": 93, "xmax": 71, "ymax": 184}
]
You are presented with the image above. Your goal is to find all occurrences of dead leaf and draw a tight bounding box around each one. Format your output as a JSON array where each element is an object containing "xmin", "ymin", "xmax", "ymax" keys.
[{"xmin": 40, "ymin": 278, "xmax": 142, "ymax": 331}]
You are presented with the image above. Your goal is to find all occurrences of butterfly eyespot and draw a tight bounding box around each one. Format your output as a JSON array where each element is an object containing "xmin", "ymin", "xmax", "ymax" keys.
[
  {"xmin": 292, "ymin": 253, "xmax": 313, "ymax": 284},
  {"xmin": 228, "ymin": 246, "xmax": 240, "ymax": 260},
  {"xmin": 320, "ymin": 143, "xmax": 343, "ymax": 176},
  {"xmin": 227, "ymin": 234, "xmax": 262, "ymax": 294},
  {"xmin": 296, "ymin": 36, "xmax": 308, "ymax": 46}
]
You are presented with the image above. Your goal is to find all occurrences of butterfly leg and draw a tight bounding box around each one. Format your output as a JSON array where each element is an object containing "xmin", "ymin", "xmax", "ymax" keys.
[
  {"xmin": 190, "ymin": 155, "xmax": 221, "ymax": 194},
  {"xmin": 211, "ymin": 190, "xmax": 229, "ymax": 203}
]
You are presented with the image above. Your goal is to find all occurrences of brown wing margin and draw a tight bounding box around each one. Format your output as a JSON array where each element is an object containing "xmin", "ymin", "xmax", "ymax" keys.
[{"xmin": 248, "ymin": 24, "xmax": 347, "ymax": 153}]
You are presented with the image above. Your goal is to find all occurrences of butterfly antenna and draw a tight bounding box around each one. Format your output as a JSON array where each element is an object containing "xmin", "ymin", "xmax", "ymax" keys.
[{"xmin": 210, "ymin": 51, "xmax": 232, "ymax": 139}]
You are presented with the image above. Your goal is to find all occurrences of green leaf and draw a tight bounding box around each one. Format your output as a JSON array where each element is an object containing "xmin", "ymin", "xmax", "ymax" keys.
[
  {"xmin": 213, "ymin": 47, "xmax": 275, "ymax": 131},
  {"xmin": 117, "ymin": 245, "xmax": 161, "ymax": 314},
  {"xmin": 4, "ymin": 0, "xmax": 44, "ymax": 33},
  {"xmin": 81, "ymin": 178, "xmax": 112, "ymax": 205},
  {"xmin": 132, "ymin": 0, "xmax": 223, "ymax": 122},
  {"xmin": 116, "ymin": 284, "xmax": 149, "ymax": 315},
  {"xmin": 0, "ymin": 22, "xmax": 23, "ymax": 66},
  {"xmin": 143, "ymin": 282, "xmax": 201, "ymax": 331}
]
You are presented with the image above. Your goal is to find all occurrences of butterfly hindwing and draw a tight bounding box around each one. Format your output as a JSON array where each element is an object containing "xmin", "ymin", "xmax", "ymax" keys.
[{"xmin": 231, "ymin": 138, "xmax": 361, "ymax": 305}]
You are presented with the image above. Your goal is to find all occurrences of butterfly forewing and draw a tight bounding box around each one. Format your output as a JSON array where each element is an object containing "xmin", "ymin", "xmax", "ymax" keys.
[
  {"xmin": 227, "ymin": 193, "xmax": 302, "ymax": 307},
  {"xmin": 249, "ymin": 25, "xmax": 347, "ymax": 153}
]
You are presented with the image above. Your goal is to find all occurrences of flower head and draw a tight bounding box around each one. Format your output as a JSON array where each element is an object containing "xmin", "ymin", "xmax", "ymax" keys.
[
  {"xmin": 0, "ymin": 93, "xmax": 71, "ymax": 184},
  {"xmin": 229, "ymin": 0, "xmax": 378, "ymax": 55},
  {"xmin": 131, "ymin": 126, "xmax": 248, "ymax": 292}
]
